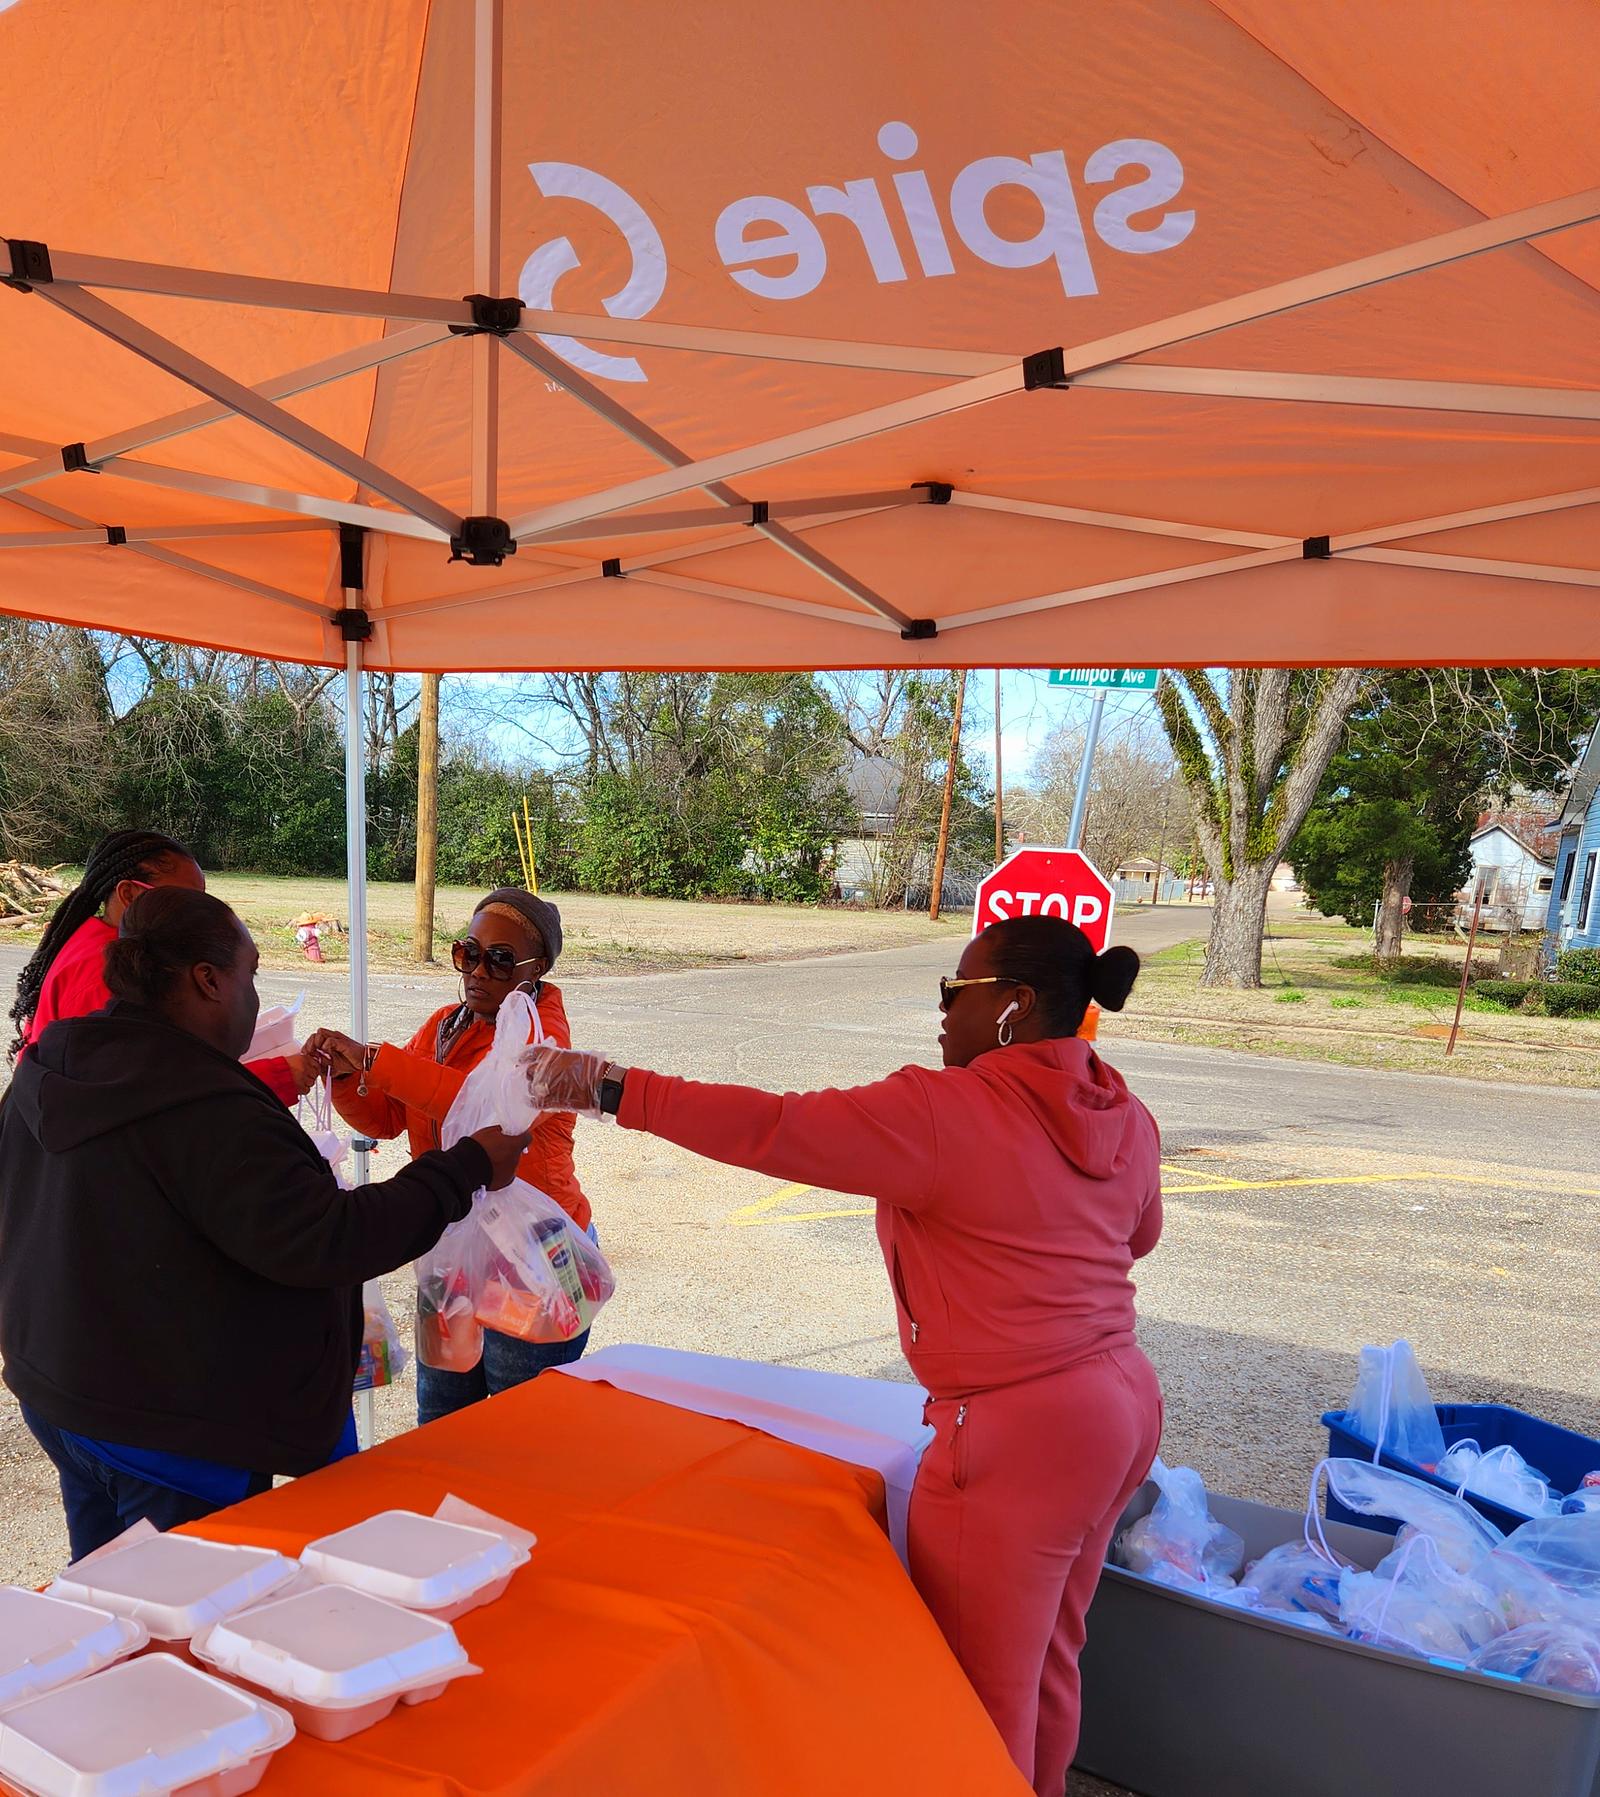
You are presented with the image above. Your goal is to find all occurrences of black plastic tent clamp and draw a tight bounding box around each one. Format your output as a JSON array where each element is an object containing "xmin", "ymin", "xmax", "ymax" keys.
[
  {"xmin": 900, "ymin": 618, "xmax": 938, "ymax": 641},
  {"xmin": 913, "ymin": 481, "xmax": 954, "ymax": 504},
  {"xmin": 1303, "ymin": 535, "xmax": 1332, "ymax": 559},
  {"xmin": 602, "ymin": 558, "xmax": 623, "ymax": 578},
  {"xmin": 746, "ymin": 500, "xmax": 769, "ymax": 526},
  {"xmin": 61, "ymin": 443, "xmax": 97, "ymax": 474},
  {"xmin": 1022, "ymin": 347, "xmax": 1070, "ymax": 391},
  {"xmin": 449, "ymin": 294, "xmax": 525, "ymax": 337},
  {"xmin": 449, "ymin": 516, "xmax": 517, "ymax": 566},
  {"xmin": 3, "ymin": 239, "xmax": 52, "ymax": 291},
  {"xmin": 104, "ymin": 526, "xmax": 126, "ymax": 547},
  {"xmin": 333, "ymin": 608, "xmax": 373, "ymax": 642}
]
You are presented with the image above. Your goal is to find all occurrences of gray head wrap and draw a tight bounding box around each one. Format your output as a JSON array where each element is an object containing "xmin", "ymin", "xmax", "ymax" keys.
[{"xmin": 474, "ymin": 887, "xmax": 563, "ymax": 966}]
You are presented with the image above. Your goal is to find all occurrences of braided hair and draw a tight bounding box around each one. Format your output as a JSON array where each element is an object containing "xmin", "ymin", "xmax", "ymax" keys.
[{"xmin": 8, "ymin": 829, "xmax": 191, "ymax": 1057}]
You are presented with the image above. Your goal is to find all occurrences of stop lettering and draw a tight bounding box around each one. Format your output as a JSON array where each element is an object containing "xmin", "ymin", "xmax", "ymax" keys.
[{"xmin": 972, "ymin": 847, "xmax": 1116, "ymax": 954}]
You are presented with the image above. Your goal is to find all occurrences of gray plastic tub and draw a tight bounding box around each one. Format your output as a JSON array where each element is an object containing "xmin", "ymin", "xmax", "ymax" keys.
[{"xmin": 1076, "ymin": 1486, "xmax": 1600, "ymax": 1797}]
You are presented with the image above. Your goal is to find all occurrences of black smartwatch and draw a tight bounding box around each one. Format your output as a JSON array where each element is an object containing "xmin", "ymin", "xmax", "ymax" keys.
[{"xmin": 598, "ymin": 1063, "xmax": 629, "ymax": 1116}]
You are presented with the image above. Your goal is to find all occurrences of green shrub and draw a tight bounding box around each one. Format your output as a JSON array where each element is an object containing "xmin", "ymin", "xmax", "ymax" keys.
[
  {"xmin": 1274, "ymin": 988, "xmax": 1306, "ymax": 1004},
  {"xmin": 1471, "ymin": 979, "xmax": 1536, "ymax": 1009},
  {"xmin": 1332, "ymin": 953, "xmax": 1493, "ymax": 987},
  {"xmin": 1330, "ymin": 995, "xmax": 1363, "ymax": 1009},
  {"xmin": 1556, "ymin": 947, "xmax": 1600, "ymax": 987},
  {"xmin": 1543, "ymin": 981, "xmax": 1600, "ymax": 1017}
]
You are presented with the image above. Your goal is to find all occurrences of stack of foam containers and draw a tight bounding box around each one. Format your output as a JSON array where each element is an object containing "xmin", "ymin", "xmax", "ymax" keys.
[{"xmin": 0, "ymin": 1506, "xmax": 529, "ymax": 1790}]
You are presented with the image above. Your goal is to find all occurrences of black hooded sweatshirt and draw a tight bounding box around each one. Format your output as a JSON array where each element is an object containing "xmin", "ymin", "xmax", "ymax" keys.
[{"xmin": 0, "ymin": 1003, "xmax": 490, "ymax": 1473}]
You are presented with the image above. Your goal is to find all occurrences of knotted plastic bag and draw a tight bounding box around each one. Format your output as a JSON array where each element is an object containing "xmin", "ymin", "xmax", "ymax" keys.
[
  {"xmin": 1114, "ymin": 1459, "xmax": 1244, "ymax": 1591},
  {"xmin": 1344, "ymin": 1340, "xmax": 1447, "ymax": 1471},
  {"xmin": 1438, "ymin": 1440, "xmax": 1562, "ymax": 1519},
  {"xmin": 1468, "ymin": 1623, "xmax": 1600, "ymax": 1694},
  {"xmin": 300, "ymin": 1076, "xmax": 408, "ymax": 1391},
  {"xmin": 414, "ymin": 991, "xmax": 614, "ymax": 1369}
]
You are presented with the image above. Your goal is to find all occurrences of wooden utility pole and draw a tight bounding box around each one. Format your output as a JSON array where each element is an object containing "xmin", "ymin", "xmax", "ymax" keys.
[
  {"xmin": 929, "ymin": 670, "xmax": 967, "ymax": 922},
  {"xmin": 413, "ymin": 672, "xmax": 440, "ymax": 963},
  {"xmin": 993, "ymin": 669, "xmax": 1004, "ymax": 865}
]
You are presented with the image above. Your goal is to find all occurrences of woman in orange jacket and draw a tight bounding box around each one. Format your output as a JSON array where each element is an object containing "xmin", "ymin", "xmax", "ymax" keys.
[{"xmin": 307, "ymin": 887, "xmax": 593, "ymax": 1425}]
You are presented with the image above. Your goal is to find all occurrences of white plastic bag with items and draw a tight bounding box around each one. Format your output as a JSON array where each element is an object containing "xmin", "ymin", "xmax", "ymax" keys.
[
  {"xmin": 1344, "ymin": 1340, "xmax": 1447, "ymax": 1470},
  {"xmin": 1322, "ymin": 1457, "xmax": 1504, "ymax": 1574},
  {"xmin": 1340, "ymin": 1532, "xmax": 1506, "ymax": 1659},
  {"xmin": 1234, "ymin": 1542, "xmax": 1351, "ymax": 1626},
  {"xmin": 1497, "ymin": 1512, "xmax": 1600, "ymax": 1605},
  {"xmin": 1114, "ymin": 1459, "xmax": 1245, "ymax": 1592},
  {"xmin": 1438, "ymin": 1440, "xmax": 1562, "ymax": 1519},
  {"xmin": 415, "ymin": 992, "xmax": 615, "ymax": 1370},
  {"xmin": 1468, "ymin": 1622, "xmax": 1600, "ymax": 1694},
  {"xmin": 299, "ymin": 1076, "xmax": 408, "ymax": 1392}
]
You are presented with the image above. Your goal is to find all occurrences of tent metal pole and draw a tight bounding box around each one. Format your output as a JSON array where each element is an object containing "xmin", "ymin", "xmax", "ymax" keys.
[{"xmin": 343, "ymin": 634, "xmax": 375, "ymax": 1448}]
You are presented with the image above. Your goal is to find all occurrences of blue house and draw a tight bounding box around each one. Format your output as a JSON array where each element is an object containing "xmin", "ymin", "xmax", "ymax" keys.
[{"xmin": 1546, "ymin": 728, "xmax": 1600, "ymax": 953}]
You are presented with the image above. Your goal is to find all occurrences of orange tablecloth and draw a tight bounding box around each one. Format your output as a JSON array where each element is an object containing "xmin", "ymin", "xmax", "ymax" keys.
[{"xmin": 183, "ymin": 1375, "xmax": 1028, "ymax": 1796}]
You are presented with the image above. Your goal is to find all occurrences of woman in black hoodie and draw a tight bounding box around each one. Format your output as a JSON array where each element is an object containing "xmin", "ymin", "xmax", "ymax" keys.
[{"xmin": 0, "ymin": 888, "xmax": 527, "ymax": 1559}]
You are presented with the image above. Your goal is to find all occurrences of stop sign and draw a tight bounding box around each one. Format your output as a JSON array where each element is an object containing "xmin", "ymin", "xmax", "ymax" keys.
[{"xmin": 972, "ymin": 846, "xmax": 1116, "ymax": 953}]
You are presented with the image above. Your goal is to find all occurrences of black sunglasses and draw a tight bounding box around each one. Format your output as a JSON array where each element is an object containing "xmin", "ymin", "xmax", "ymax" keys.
[
  {"xmin": 452, "ymin": 939, "xmax": 543, "ymax": 981},
  {"xmin": 938, "ymin": 974, "xmax": 1020, "ymax": 1011}
]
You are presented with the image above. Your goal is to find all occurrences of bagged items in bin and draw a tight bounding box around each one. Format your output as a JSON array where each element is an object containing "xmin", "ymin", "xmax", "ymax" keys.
[
  {"xmin": 1498, "ymin": 1512, "xmax": 1600, "ymax": 1604},
  {"xmin": 1115, "ymin": 1459, "xmax": 1244, "ymax": 1591},
  {"xmin": 356, "ymin": 1280, "xmax": 406, "ymax": 1390},
  {"xmin": 1235, "ymin": 1542, "xmax": 1351, "ymax": 1625},
  {"xmin": 1468, "ymin": 1622, "xmax": 1600, "ymax": 1695},
  {"xmin": 414, "ymin": 991, "xmax": 614, "ymax": 1366},
  {"xmin": 1344, "ymin": 1339, "xmax": 1447, "ymax": 1471},
  {"xmin": 1438, "ymin": 1440, "xmax": 1561, "ymax": 1519},
  {"xmin": 1324, "ymin": 1457, "xmax": 1504, "ymax": 1573},
  {"xmin": 1340, "ymin": 1533, "xmax": 1505, "ymax": 1659}
]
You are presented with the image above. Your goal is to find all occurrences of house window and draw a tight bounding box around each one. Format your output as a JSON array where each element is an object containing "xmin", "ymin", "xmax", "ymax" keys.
[
  {"xmin": 1582, "ymin": 852, "xmax": 1599, "ymax": 934},
  {"xmin": 1537, "ymin": 876, "xmax": 1553, "ymax": 892},
  {"xmin": 1561, "ymin": 849, "xmax": 1577, "ymax": 901}
]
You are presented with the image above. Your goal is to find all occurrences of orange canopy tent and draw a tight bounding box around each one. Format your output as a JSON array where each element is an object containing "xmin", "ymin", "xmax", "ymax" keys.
[{"xmin": 0, "ymin": 0, "xmax": 1596, "ymax": 679}]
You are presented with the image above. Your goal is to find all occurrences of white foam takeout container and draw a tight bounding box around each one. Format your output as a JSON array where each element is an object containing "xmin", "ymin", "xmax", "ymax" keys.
[
  {"xmin": 0, "ymin": 1652, "xmax": 294, "ymax": 1797},
  {"xmin": 0, "ymin": 1588, "xmax": 148, "ymax": 1711},
  {"xmin": 46, "ymin": 1535, "xmax": 299, "ymax": 1648},
  {"xmin": 191, "ymin": 1583, "xmax": 478, "ymax": 1742},
  {"xmin": 299, "ymin": 1509, "xmax": 528, "ymax": 1620}
]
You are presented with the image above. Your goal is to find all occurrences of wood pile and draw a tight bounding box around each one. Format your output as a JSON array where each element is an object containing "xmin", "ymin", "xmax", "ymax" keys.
[{"xmin": 0, "ymin": 861, "xmax": 66, "ymax": 928}]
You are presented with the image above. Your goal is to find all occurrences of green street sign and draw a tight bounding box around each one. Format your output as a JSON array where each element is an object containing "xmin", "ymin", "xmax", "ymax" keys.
[{"xmin": 1048, "ymin": 667, "xmax": 1159, "ymax": 692}]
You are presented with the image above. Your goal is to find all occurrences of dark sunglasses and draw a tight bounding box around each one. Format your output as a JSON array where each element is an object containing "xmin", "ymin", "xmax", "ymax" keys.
[
  {"xmin": 938, "ymin": 974, "xmax": 1020, "ymax": 1012},
  {"xmin": 452, "ymin": 939, "xmax": 543, "ymax": 981}
]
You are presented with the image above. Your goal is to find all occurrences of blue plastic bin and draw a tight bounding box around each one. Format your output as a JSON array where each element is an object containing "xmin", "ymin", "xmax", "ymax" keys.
[{"xmin": 1322, "ymin": 1402, "xmax": 1600, "ymax": 1537}]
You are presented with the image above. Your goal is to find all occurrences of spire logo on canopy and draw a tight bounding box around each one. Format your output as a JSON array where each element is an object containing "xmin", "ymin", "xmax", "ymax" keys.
[{"xmin": 521, "ymin": 124, "xmax": 1194, "ymax": 384}]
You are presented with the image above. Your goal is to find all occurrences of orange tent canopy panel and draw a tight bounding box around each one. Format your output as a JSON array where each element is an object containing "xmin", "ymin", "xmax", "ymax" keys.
[
  {"xmin": 179, "ymin": 1375, "xmax": 1030, "ymax": 1796},
  {"xmin": 0, "ymin": 0, "xmax": 1596, "ymax": 670}
]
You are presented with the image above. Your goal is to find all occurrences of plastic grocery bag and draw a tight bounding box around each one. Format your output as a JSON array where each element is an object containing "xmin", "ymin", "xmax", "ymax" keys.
[
  {"xmin": 1468, "ymin": 1623, "xmax": 1600, "ymax": 1694},
  {"xmin": 1344, "ymin": 1340, "xmax": 1447, "ymax": 1471},
  {"xmin": 1340, "ymin": 1532, "xmax": 1505, "ymax": 1660},
  {"xmin": 1438, "ymin": 1440, "xmax": 1562, "ymax": 1519},
  {"xmin": 1114, "ymin": 1459, "xmax": 1244, "ymax": 1591},
  {"xmin": 415, "ymin": 992, "xmax": 614, "ymax": 1368},
  {"xmin": 1323, "ymin": 1458, "xmax": 1504, "ymax": 1573},
  {"xmin": 1498, "ymin": 1513, "xmax": 1600, "ymax": 1605},
  {"xmin": 1236, "ymin": 1542, "xmax": 1351, "ymax": 1624}
]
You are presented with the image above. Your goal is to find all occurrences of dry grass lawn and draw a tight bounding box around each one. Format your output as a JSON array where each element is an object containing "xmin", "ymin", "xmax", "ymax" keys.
[
  {"xmin": 1099, "ymin": 913, "xmax": 1600, "ymax": 1088},
  {"xmin": 198, "ymin": 873, "xmax": 967, "ymax": 974}
]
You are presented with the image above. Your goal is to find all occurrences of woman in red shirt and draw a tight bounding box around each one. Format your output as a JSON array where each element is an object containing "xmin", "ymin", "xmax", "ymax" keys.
[
  {"xmin": 8, "ymin": 829, "xmax": 308, "ymax": 1104},
  {"xmin": 526, "ymin": 915, "xmax": 1163, "ymax": 1797},
  {"xmin": 307, "ymin": 887, "xmax": 593, "ymax": 1426}
]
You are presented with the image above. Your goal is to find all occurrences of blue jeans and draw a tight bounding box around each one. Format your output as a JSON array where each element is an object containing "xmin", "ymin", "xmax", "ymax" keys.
[
  {"xmin": 21, "ymin": 1405, "xmax": 271, "ymax": 1562},
  {"xmin": 417, "ymin": 1325, "xmax": 591, "ymax": 1427}
]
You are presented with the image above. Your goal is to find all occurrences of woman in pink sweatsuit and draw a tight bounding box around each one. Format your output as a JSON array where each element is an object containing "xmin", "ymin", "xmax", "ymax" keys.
[{"xmin": 527, "ymin": 914, "xmax": 1163, "ymax": 1796}]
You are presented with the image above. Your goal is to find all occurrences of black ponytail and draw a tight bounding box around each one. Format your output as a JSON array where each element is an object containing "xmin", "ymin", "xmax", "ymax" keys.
[
  {"xmin": 104, "ymin": 889, "xmax": 242, "ymax": 1010},
  {"xmin": 983, "ymin": 915, "xmax": 1141, "ymax": 1038},
  {"xmin": 8, "ymin": 829, "xmax": 190, "ymax": 1057}
]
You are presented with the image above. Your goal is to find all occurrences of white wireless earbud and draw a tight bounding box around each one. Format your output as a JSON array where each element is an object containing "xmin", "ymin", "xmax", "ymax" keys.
[{"xmin": 996, "ymin": 1000, "xmax": 1018, "ymax": 1046}]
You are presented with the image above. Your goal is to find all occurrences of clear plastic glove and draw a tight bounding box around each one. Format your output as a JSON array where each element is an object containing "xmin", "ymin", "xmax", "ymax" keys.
[{"xmin": 521, "ymin": 1044, "xmax": 613, "ymax": 1119}]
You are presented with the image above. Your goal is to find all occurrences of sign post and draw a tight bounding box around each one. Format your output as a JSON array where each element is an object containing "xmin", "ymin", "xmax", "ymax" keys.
[{"xmin": 1048, "ymin": 668, "xmax": 1156, "ymax": 850}]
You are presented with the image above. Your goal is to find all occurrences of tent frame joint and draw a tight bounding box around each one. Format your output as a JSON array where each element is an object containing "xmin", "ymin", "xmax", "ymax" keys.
[
  {"xmin": 900, "ymin": 617, "xmax": 938, "ymax": 641},
  {"xmin": 3, "ymin": 238, "xmax": 53, "ymax": 291},
  {"xmin": 1302, "ymin": 535, "xmax": 1332, "ymax": 560},
  {"xmin": 60, "ymin": 442, "xmax": 98, "ymax": 474},
  {"xmin": 334, "ymin": 606, "xmax": 374, "ymax": 642},
  {"xmin": 913, "ymin": 480, "xmax": 954, "ymax": 505},
  {"xmin": 746, "ymin": 500, "xmax": 769, "ymax": 526},
  {"xmin": 1021, "ymin": 347, "xmax": 1070, "ymax": 392},
  {"xmin": 449, "ymin": 514, "xmax": 518, "ymax": 565},
  {"xmin": 450, "ymin": 292, "xmax": 524, "ymax": 337},
  {"xmin": 601, "ymin": 557, "xmax": 624, "ymax": 578},
  {"xmin": 104, "ymin": 525, "xmax": 126, "ymax": 547}
]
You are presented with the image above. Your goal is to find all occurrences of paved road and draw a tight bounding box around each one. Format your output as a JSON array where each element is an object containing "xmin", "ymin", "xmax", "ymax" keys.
[{"xmin": 3, "ymin": 905, "xmax": 1598, "ymax": 1619}]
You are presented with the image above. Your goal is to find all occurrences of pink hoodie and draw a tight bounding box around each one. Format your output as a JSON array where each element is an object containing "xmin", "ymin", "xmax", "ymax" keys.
[{"xmin": 619, "ymin": 1037, "xmax": 1162, "ymax": 1398}]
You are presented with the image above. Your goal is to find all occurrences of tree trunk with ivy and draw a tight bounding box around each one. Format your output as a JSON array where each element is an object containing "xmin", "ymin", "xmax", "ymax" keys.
[{"xmin": 1156, "ymin": 668, "xmax": 1370, "ymax": 988}]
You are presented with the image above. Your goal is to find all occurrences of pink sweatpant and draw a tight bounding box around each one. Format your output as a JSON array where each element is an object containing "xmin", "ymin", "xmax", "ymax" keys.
[{"xmin": 909, "ymin": 1346, "xmax": 1163, "ymax": 1796}]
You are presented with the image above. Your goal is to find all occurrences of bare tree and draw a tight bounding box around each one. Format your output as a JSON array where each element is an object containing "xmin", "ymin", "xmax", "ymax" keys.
[
  {"xmin": 1008, "ymin": 714, "xmax": 1189, "ymax": 877},
  {"xmin": 1157, "ymin": 668, "xmax": 1370, "ymax": 987}
]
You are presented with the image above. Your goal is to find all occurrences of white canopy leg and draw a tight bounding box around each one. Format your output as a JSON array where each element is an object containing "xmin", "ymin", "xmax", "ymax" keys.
[{"xmin": 343, "ymin": 628, "xmax": 375, "ymax": 1448}]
